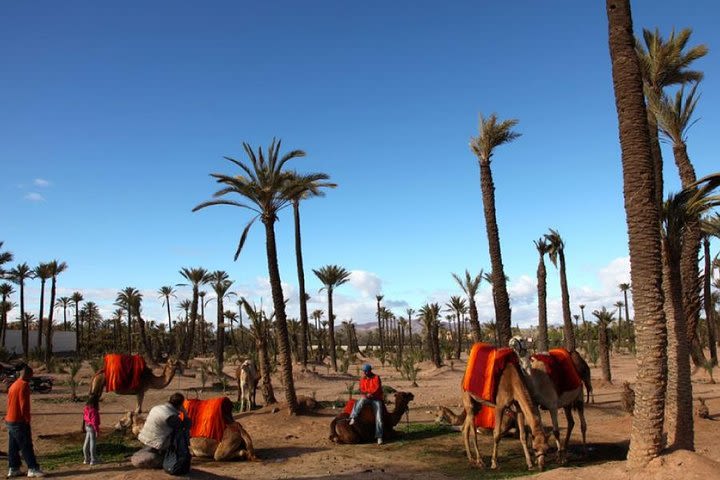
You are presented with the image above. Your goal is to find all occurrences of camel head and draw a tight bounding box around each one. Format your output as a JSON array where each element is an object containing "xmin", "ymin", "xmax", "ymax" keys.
[
  {"xmin": 532, "ymin": 430, "xmax": 549, "ymax": 471},
  {"xmin": 114, "ymin": 411, "xmax": 146, "ymax": 437},
  {"xmin": 166, "ymin": 358, "xmax": 184, "ymax": 375},
  {"xmin": 509, "ymin": 336, "xmax": 533, "ymax": 374},
  {"xmin": 393, "ymin": 391, "xmax": 415, "ymax": 415}
]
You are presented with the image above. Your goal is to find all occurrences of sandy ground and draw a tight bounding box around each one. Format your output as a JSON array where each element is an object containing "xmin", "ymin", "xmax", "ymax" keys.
[{"xmin": 1, "ymin": 350, "xmax": 719, "ymax": 480}]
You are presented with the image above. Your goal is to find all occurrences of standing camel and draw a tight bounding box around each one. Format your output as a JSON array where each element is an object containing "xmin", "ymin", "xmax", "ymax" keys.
[
  {"xmin": 508, "ymin": 336, "xmax": 587, "ymax": 462},
  {"xmin": 89, "ymin": 358, "xmax": 180, "ymax": 413}
]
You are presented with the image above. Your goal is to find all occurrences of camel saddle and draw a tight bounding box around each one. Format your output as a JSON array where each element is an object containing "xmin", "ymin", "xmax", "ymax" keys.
[
  {"xmin": 462, "ymin": 343, "xmax": 518, "ymax": 429},
  {"xmin": 104, "ymin": 354, "xmax": 146, "ymax": 392},
  {"xmin": 183, "ymin": 397, "xmax": 233, "ymax": 443},
  {"xmin": 531, "ymin": 348, "xmax": 582, "ymax": 394}
]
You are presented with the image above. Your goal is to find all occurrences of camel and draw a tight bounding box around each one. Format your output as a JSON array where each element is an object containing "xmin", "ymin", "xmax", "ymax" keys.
[
  {"xmin": 89, "ymin": 358, "xmax": 180, "ymax": 414},
  {"xmin": 461, "ymin": 362, "xmax": 549, "ymax": 470},
  {"xmin": 569, "ymin": 350, "xmax": 594, "ymax": 404},
  {"xmin": 236, "ymin": 359, "xmax": 259, "ymax": 412},
  {"xmin": 116, "ymin": 410, "xmax": 257, "ymax": 461},
  {"xmin": 329, "ymin": 391, "xmax": 414, "ymax": 444},
  {"xmin": 508, "ymin": 337, "xmax": 587, "ymax": 462}
]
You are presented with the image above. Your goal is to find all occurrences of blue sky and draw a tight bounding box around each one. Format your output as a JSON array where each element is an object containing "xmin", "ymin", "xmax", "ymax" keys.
[{"xmin": 2, "ymin": 1, "xmax": 719, "ymax": 329}]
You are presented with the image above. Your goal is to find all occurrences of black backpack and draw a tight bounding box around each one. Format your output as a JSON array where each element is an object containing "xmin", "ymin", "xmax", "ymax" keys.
[{"xmin": 163, "ymin": 420, "xmax": 191, "ymax": 476}]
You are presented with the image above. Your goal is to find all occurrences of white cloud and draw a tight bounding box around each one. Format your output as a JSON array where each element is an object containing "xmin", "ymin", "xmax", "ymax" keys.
[
  {"xmin": 23, "ymin": 192, "xmax": 45, "ymax": 202},
  {"xmin": 348, "ymin": 270, "xmax": 382, "ymax": 298},
  {"xmin": 33, "ymin": 178, "xmax": 50, "ymax": 187}
]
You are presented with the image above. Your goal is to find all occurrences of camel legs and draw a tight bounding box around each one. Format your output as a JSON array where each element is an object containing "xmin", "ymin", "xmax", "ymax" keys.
[
  {"xmin": 562, "ymin": 406, "xmax": 574, "ymax": 462},
  {"xmin": 461, "ymin": 414, "xmax": 483, "ymax": 468},
  {"xmin": 135, "ymin": 390, "xmax": 145, "ymax": 414},
  {"xmin": 576, "ymin": 402, "xmax": 588, "ymax": 455},
  {"xmin": 547, "ymin": 408, "xmax": 563, "ymax": 461}
]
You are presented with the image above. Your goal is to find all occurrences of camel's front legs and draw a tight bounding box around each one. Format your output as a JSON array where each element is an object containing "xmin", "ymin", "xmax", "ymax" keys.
[
  {"xmin": 235, "ymin": 422, "xmax": 256, "ymax": 460},
  {"xmin": 547, "ymin": 408, "xmax": 562, "ymax": 461},
  {"xmin": 513, "ymin": 410, "xmax": 534, "ymax": 470},
  {"xmin": 462, "ymin": 414, "xmax": 484, "ymax": 468}
]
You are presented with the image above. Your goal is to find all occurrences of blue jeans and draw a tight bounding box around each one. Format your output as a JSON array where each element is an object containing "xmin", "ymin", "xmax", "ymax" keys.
[
  {"xmin": 6, "ymin": 422, "xmax": 39, "ymax": 471},
  {"xmin": 349, "ymin": 398, "xmax": 384, "ymax": 439},
  {"xmin": 83, "ymin": 425, "xmax": 98, "ymax": 463}
]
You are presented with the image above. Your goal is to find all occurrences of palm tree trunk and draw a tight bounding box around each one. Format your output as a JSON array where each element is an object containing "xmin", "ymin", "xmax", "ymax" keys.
[
  {"xmin": 74, "ymin": 303, "xmax": 80, "ymax": 356},
  {"xmin": 136, "ymin": 311, "xmax": 154, "ymax": 359},
  {"xmin": 662, "ymin": 241, "xmax": 694, "ymax": 450},
  {"xmin": 37, "ymin": 280, "xmax": 46, "ymax": 352},
  {"xmin": 408, "ymin": 315, "xmax": 414, "ymax": 351},
  {"xmin": 607, "ymin": 0, "xmax": 668, "ymax": 467},
  {"xmin": 623, "ymin": 290, "xmax": 631, "ymax": 349},
  {"xmin": 126, "ymin": 304, "xmax": 133, "ymax": 353},
  {"xmin": 537, "ymin": 256, "xmax": 549, "ymax": 352},
  {"xmin": 256, "ymin": 336, "xmax": 277, "ymax": 405},
  {"xmin": 166, "ymin": 297, "xmax": 173, "ymax": 334},
  {"xmin": 1, "ymin": 293, "xmax": 8, "ymax": 347},
  {"xmin": 200, "ymin": 300, "xmax": 206, "ymax": 355},
  {"xmin": 216, "ymin": 297, "xmax": 225, "ymax": 371},
  {"xmin": 62, "ymin": 305, "xmax": 68, "ymax": 331},
  {"xmin": 432, "ymin": 321, "xmax": 442, "ymax": 368},
  {"xmin": 20, "ymin": 282, "xmax": 28, "ymax": 357},
  {"xmin": 478, "ymin": 162, "xmax": 512, "ymax": 345},
  {"xmin": 424, "ymin": 322, "xmax": 434, "ymax": 363},
  {"xmin": 376, "ymin": 302, "xmax": 385, "ymax": 357},
  {"xmin": 559, "ymin": 251, "xmax": 576, "ymax": 351},
  {"xmin": 327, "ymin": 289, "xmax": 337, "ymax": 372},
  {"xmin": 598, "ymin": 320, "xmax": 612, "ymax": 382},
  {"xmin": 263, "ymin": 218, "xmax": 299, "ymax": 414},
  {"xmin": 468, "ymin": 299, "xmax": 481, "ymax": 342},
  {"xmin": 455, "ymin": 314, "xmax": 461, "ymax": 360},
  {"xmin": 293, "ymin": 201, "xmax": 310, "ymax": 367},
  {"xmin": 703, "ymin": 237, "xmax": 718, "ymax": 365},
  {"xmin": 44, "ymin": 276, "xmax": 58, "ymax": 365}
]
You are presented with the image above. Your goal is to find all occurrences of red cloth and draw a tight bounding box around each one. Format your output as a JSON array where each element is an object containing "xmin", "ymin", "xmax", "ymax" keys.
[
  {"xmin": 5, "ymin": 379, "xmax": 31, "ymax": 423},
  {"xmin": 104, "ymin": 354, "xmax": 146, "ymax": 392},
  {"xmin": 462, "ymin": 343, "xmax": 518, "ymax": 429},
  {"xmin": 359, "ymin": 374, "xmax": 383, "ymax": 401},
  {"xmin": 342, "ymin": 399, "xmax": 356, "ymax": 415},
  {"xmin": 183, "ymin": 397, "xmax": 232, "ymax": 443},
  {"xmin": 532, "ymin": 348, "xmax": 582, "ymax": 394}
]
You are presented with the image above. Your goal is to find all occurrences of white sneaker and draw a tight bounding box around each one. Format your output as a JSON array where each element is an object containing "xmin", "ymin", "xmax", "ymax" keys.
[
  {"xmin": 6, "ymin": 469, "xmax": 22, "ymax": 478},
  {"xmin": 26, "ymin": 469, "xmax": 44, "ymax": 478},
  {"xmin": 348, "ymin": 418, "xmax": 355, "ymax": 426},
  {"xmin": 377, "ymin": 437, "xmax": 383, "ymax": 445}
]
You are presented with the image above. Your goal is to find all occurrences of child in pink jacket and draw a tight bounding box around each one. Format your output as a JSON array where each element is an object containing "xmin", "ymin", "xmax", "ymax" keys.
[{"xmin": 82, "ymin": 394, "xmax": 101, "ymax": 465}]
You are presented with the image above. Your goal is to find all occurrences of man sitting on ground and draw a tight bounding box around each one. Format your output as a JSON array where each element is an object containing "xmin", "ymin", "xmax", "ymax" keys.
[
  {"xmin": 348, "ymin": 363, "xmax": 384, "ymax": 445},
  {"xmin": 133, "ymin": 393, "xmax": 190, "ymax": 468}
]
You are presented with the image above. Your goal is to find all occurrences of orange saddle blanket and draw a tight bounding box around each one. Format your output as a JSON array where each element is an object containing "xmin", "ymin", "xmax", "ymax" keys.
[
  {"xmin": 531, "ymin": 348, "xmax": 582, "ymax": 394},
  {"xmin": 462, "ymin": 343, "xmax": 518, "ymax": 429},
  {"xmin": 104, "ymin": 354, "xmax": 146, "ymax": 392},
  {"xmin": 183, "ymin": 397, "xmax": 232, "ymax": 443}
]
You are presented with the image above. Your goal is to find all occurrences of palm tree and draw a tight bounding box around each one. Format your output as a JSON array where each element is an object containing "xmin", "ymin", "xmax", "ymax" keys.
[
  {"xmin": 419, "ymin": 303, "xmax": 442, "ymax": 368},
  {"xmin": 701, "ymin": 214, "xmax": 720, "ymax": 365},
  {"xmin": 55, "ymin": 296, "xmax": 72, "ymax": 331},
  {"xmin": 70, "ymin": 291, "xmax": 83, "ymax": 354},
  {"xmin": 111, "ymin": 308, "xmax": 124, "ymax": 346},
  {"xmin": 313, "ymin": 265, "xmax": 351, "ymax": 372},
  {"xmin": 649, "ymin": 82, "xmax": 706, "ymax": 366},
  {"xmin": 194, "ymin": 140, "xmax": 312, "ymax": 414},
  {"xmin": 451, "ymin": 270, "xmax": 483, "ymax": 342},
  {"xmin": 208, "ymin": 271, "xmax": 235, "ymax": 372},
  {"xmin": 618, "ymin": 283, "xmax": 631, "ymax": 349},
  {"xmin": 116, "ymin": 287, "xmax": 144, "ymax": 353},
  {"xmin": 157, "ymin": 286, "xmax": 176, "ymax": 334},
  {"xmin": 199, "ymin": 290, "xmax": 208, "ymax": 354},
  {"xmin": 534, "ymin": 238, "xmax": 552, "ymax": 351},
  {"xmin": 8, "ymin": 263, "xmax": 35, "ymax": 357},
  {"xmin": 607, "ymin": 0, "xmax": 669, "ymax": 466},
  {"xmin": 614, "ymin": 301, "xmax": 625, "ymax": 350},
  {"xmin": 375, "ymin": 295, "xmax": 385, "ymax": 355},
  {"xmin": 545, "ymin": 229, "xmax": 575, "ymax": 351},
  {"xmin": 0, "ymin": 242, "xmax": 13, "ymax": 278},
  {"xmin": 0, "ymin": 283, "xmax": 14, "ymax": 346},
  {"xmin": 470, "ymin": 114, "xmax": 519, "ymax": 346},
  {"xmin": 445, "ymin": 296, "xmax": 466, "ymax": 359},
  {"xmin": 286, "ymin": 171, "xmax": 336, "ymax": 367},
  {"xmin": 592, "ymin": 308, "xmax": 615, "ymax": 383},
  {"xmin": 242, "ymin": 299, "xmax": 277, "ymax": 405},
  {"xmin": 406, "ymin": 308, "xmax": 415, "ymax": 351},
  {"xmin": 34, "ymin": 262, "xmax": 53, "ymax": 351},
  {"xmin": 44, "ymin": 260, "xmax": 67, "ymax": 364},
  {"xmin": 579, "ymin": 303, "xmax": 589, "ymax": 350},
  {"xmin": 178, "ymin": 267, "xmax": 209, "ymax": 361},
  {"xmin": 82, "ymin": 302, "xmax": 102, "ymax": 355}
]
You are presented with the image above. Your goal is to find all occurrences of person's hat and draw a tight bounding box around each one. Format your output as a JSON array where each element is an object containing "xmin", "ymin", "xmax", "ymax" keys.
[{"xmin": 362, "ymin": 363, "xmax": 372, "ymax": 373}]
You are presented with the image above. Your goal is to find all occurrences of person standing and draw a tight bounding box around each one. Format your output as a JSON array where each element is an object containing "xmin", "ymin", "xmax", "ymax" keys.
[
  {"xmin": 5, "ymin": 365, "xmax": 44, "ymax": 477},
  {"xmin": 348, "ymin": 363, "xmax": 384, "ymax": 444},
  {"xmin": 82, "ymin": 394, "xmax": 101, "ymax": 465}
]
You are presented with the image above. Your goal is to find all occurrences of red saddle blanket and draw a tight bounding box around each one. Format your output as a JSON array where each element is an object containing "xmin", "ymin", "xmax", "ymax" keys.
[
  {"xmin": 183, "ymin": 397, "xmax": 232, "ymax": 443},
  {"xmin": 531, "ymin": 348, "xmax": 582, "ymax": 394},
  {"xmin": 104, "ymin": 354, "xmax": 146, "ymax": 392},
  {"xmin": 462, "ymin": 343, "xmax": 518, "ymax": 429}
]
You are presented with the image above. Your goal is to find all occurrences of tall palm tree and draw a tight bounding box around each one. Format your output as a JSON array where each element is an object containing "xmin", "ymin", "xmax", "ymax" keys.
[
  {"xmin": 178, "ymin": 267, "xmax": 209, "ymax": 361},
  {"xmin": 70, "ymin": 291, "xmax": 83, "ymax": 354},
  {"xmin": 375, "ymin": 295, "xmax": 385, "ymax": 355},
  {"xmin": 451, "ymin": 270, "xmax": 483, "ymax": 342},
  {"xmin": 116, "ymin": 287, "xmax": 145, "ymax": 353},
  {"xmin": 470, "ymin": 114, "xmax": 519, "ymax": 346},
  {"xmin": 445, "ymin": 296, "xmax": 466, "ymax": 359},
  {"xmin": 701, "ymin": 214, "xmax": 720, "ymax": 365},
  {"xmin": 158, "ymin": 286, "xmax": 176, "ymax": 334},
  {"xmin": 111, "ymin": 308, "xmax": 124, "ymax": 346},
  {"xmin": 419, "ymin": 303, "xmax": 442, "ymax": 368},
  {"xmin": 82, "ymin": 302, "xmax": 102, "ymax": 355},
  {"xmin": 614, "ymin": 301, "xmax": 625, "ymax": 350},
  {"xmin": 242, "ymin": 299, "xmax": 277, "ymax": 405},
  {"xmin": 8, "ymin": 263, "xmax": 35, "ymax": 357},
  {"xmin": 286, "ymin": 171, "xmax": 336, "ymax": 367},
  {"xmin": 579, "ymin": 303, "xmax": 588, "ymax": 348},
  {"xmin": 0, "ymin": 283, "xmax": 14, "ymax": 346},
  {"xmin": 209, "ymin": 271, "xmax": 235, "ymax": 372},
  {"xmin": 193, "ymin": 139, "xmax": 309, "ymax": 414},
  {"xmin": 534, "ymin": 238, "xmax": 552, "ymax": 351},
  {"xmin": 406, "ymin": 308, "xmax": 415, "ymax": 351},
  {"xmin": 199, "ymin": 290, "xmax": 208, "ymax": 355},
  {"xmin": 607, "ymin": 0, "xmax": 669, "ymax": 466},
  {"xmin": 649, "ymin": 82, "xmax": 706, "ymax": 366},
  {"xmin": 55, "ymin": 296, "xmax": 72, "ymax": 331},
  {"xmin": 618, "ymin": 283, "xmax": 631, "ymax": 349},
  {"xmin": 545, "ymin": 229, "xmax": 575, "ymax": 351},
  {"xmin": 34, "ymin": 262, "xmax": 53, "ymax": 351},
  {"xmin": 44, "ymin": 260, "xmax": 67, "ymax": 364},
  {"xmin": 0, "ymin": 242, "xmax": 13, "ymax": 278},
  {"xmin": 313, "ymin": 265, "xmax": 351, "ymax": 372},
  {"xmin": 592, "ymin": 308, "xmax": 615, "ymax": 383}
]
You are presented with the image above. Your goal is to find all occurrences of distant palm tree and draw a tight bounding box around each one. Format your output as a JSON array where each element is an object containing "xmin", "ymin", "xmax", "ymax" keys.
[
  {"xmin": 208, "ymin": 270, "xmax": 235, "ymax": 371},
  {"xmin": 470, "ymin": 113, "xmax": 519, "ymax": 346},
  {"xmin": 286, "ymin": 171, "xmax": 336, "ymax": 367},
  {"xmin": 0, "ymin": 283, "xmax": 15, "ymax": 346},
  {"xmin": 406, "ymin": 308, "xmax": 415, "ymax": 351},
  {"xmin": 116, "ymin": 287, "xmax": 144, "ymax": 353},
  {"xmin": 0, "ymin": 242, "xmax": 13, "ymax": 278},
  {"xmin": 178, "ymin": 267, "xmax": 209, "ymax": 361},
  {"xmin": 419, "ymin": 303, "xmax": 442, "ymax": 368},
  {"xmin": 701, "ymin": 214, "xmax": 720, "ymax": 364},
  {"xmin": 34, "ymin": 262, "xmax": 53, "ymax": 351},
  {"xmin": 608, "ymin": 0, "xmax": 668, "ymax": 466},
  {"xmin": 614, "ymin": 301, "xmax": 625, "ymax": 350},
  {"xmin": 545, "ymin": 229, "xmax": 575, "ymax": 351},
  {"xmin": 71, "ymin": 291, "xmax": 84, "ymax": 353},
  {"xmin": 242, "ymin": 299, "xmax": 277, "ymax": 405},
  {"xmin": 44, "ymin": 260, "xmax": 67, "ymax": 364},
  {"xmin": 445, "ymin": 296, "xmax": 466, "ymax": 359},
  {"xmin": 451, "ymin": 270, "xmax": 482, "ymax": 342},
  {"xmin": 55, "ymin": 296, "xmax": 72, "ymax": 331},
  {"xmin": 199, "ymin": 290, "xmax": 208, "ymax": 354},
  {"xmin": 111, "ymin": 308, "xmax": 124, "ymax": 346},
  {"xmin": 534, "ymin": 238, "xmax": 552, "ymax": 351},
  {"xmin": 375, "ymin": 295, "xmax": 385, "ymax": 355},
  {"xmin": 618, "ymin": 283, "xmax": 631, "ymax": 348},
  {"xmin": 8, "ymin": 263, "xmax": 35, "ymax": 357},
  {"xmin": 313, "ymin": 265, "xmax": 351, "ymax": 372},
  {"xmin": 592, "ymin": 307, "xmax": 614, "ymax": 383},
  {"xmin": 193, "ymin": 139, "xmax": 307, "ymax": 414},
  {"xmin": 158, "ymin": 286, "xmax": 176, "ymax": 334}
]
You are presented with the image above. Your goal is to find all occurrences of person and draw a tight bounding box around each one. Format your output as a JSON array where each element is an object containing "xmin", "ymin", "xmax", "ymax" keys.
[
  {"xmin": 82, "ymin": 393, "xmax": 101, "ymax": 465},
  {"xmin": 348, "ymin": 363, "xmax": 384, "ymax": 445},
  {"xmin": 134, "ymin": 393, "xmax": 191, "ymax": 468},
  {"xmin": 5, "ymin": 365, "xmax": 44, "ymax": 477}
]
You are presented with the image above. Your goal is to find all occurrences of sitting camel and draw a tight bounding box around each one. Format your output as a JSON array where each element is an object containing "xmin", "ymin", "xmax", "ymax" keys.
[
  {"xmin": 461, "ymin": 360, "xmax": 549, "ymax": 470},
  {"xmin": 508, "ymin": 336, "xmax": 587, "ymax": 462},
  {"xmin": 89, "ymin": 357, "xmax": 180, "ymax": 414},
  {"xmin": 236, "ymin": 359, "xmax": 259, "ymax": 412},
  {"xmin": 329, "ymin": 391, "xmax": 414, "ymax": 444}
]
